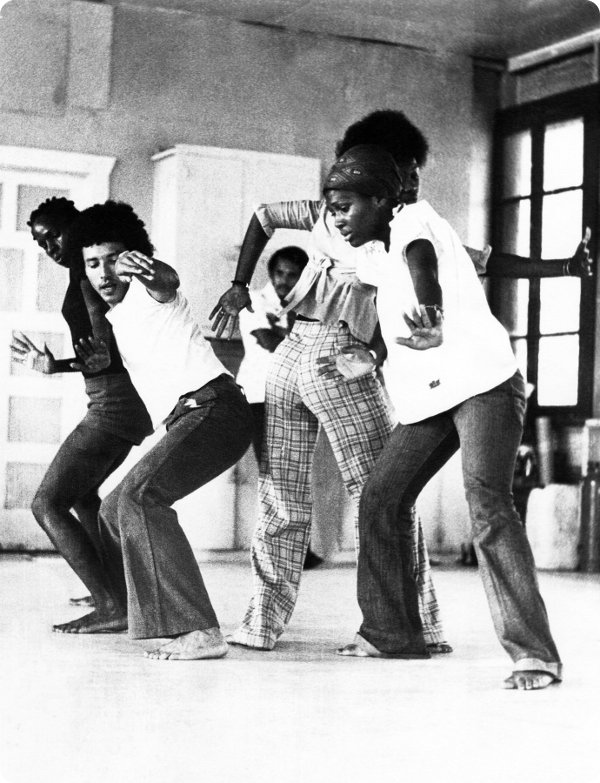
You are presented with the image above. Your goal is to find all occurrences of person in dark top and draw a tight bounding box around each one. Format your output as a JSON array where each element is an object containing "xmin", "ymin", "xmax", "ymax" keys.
[{"xmin": 10, "ymin": 197, "xmax": 153, "ymax": 622}]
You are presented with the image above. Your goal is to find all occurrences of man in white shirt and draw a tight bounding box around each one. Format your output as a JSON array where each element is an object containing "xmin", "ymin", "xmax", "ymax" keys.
[{"xmin": 56, "ymin": 201, "xmax": 253, "ymax": 661}]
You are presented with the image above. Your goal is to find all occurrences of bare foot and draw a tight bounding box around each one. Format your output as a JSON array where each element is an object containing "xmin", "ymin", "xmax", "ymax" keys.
[
  {"xmin": 503, "ymin": 671, "xmax": 557, "ymax": 691},
  {"xmin": 144, "ymin": 628, "xmax": 228, "ymax": 660},
  {"xmin": 426, "ymin": 641, "xmax": 453, "ymax": 654},
  {"xmin": 337, "ymin": 633, "xmax": 384, "ymax": 658},
  {"xmin": 69, "ymin": 595, "xmax": 95, "ymax": 608},
  {"xmin": 337, "ymin": 633, "xmax": 430, "ymax": 659},
  {"xmin": 53, "ymin": 610, "xmax": 127, "ymax": 634}
]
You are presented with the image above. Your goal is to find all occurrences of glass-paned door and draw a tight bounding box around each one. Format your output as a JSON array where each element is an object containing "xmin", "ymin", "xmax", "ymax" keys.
[
  {"xmin": 537, "ymin": 119, "xmax": 583, "ymax": 406},
  {"xmin": 0, "ymin": 148, "xmax": 114, "ymax": 549},
  {"xmin": 492, "ymin": 87, "xmax": 597, "ymax": 420}
]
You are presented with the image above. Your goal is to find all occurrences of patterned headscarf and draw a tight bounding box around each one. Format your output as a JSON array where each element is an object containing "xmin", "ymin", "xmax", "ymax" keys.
[{"xmin": 323, "ymin": 144, "xmax": 402, "ymax": 199}]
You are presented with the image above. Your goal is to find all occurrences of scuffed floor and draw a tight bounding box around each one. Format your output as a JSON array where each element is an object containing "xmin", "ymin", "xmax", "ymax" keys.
[{"xmin": 0, "ymin": 553, "xmax": 598, "ymax": 783}]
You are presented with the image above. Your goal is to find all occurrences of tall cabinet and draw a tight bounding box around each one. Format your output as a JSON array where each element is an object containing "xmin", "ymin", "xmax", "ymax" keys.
[
  {"xmin": 147, "ymin": 145, "xmax": 341, "ymax": 553},
  {"xmin": 151, "ymin": 144, "xmax": 321, "ymax": 330}
]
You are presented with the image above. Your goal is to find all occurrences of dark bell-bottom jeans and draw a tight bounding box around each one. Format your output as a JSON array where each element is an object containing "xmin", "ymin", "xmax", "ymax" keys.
[
  {"xmin": 99, "ymin": 374, "xmax": 253, "ymax": 639},
  {"xmin": 357, "ymin": 371, "xmax": 561, "ymax": 678}
]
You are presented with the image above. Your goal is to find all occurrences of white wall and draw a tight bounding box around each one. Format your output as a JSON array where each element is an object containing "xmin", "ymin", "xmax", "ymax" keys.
[{"xmin": 0, "ymin": 0, "xmax": 497, "ymax": 553}]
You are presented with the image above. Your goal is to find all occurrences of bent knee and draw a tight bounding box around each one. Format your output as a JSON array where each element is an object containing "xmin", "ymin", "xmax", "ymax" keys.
[
  {"xmin": 464, "ymin": 484, "xmax": 521, "ymax": 531},
  {"xmin": 360, "ymin": 475, "xmax": 412, "ymax": 516},
  {"xmin": 31, "ymin": 488, "xmax": 63, "ymax": 523},
  {"xmin": 464, "ymin": 481, "xmax": 515, "ymax": 514},
  {"xmin": 113, "ymin": 476, "xmax": 168, "ymax": 519}
]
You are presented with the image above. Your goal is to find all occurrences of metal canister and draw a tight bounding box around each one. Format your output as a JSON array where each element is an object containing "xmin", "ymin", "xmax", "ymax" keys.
[{"xmin": 579, "ymin": 461, "xmax": 600, "ymax": 572}]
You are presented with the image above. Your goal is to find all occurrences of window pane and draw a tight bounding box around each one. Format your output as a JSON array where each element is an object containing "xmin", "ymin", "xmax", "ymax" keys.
[
  {"xmin": 542, "ymin": 190, "xmax": 582, "ymax": 258},
  {"xmin": 539, "ymin": 278, "xmax": 581, "ymax": 334},
  {"xmin": 500, "ymin": 199, "xmax": 530, "ymax": 255},
  {"xmin": 9, "ymin": 330, "xmax": 66, "ymax": 378},
  {"xmin": 494, "ymin": 278, "xmax": 529, "ymax": 335},
  {"xmin": 537, "ymin": 334, "xmax": 579, "ymax": 406},
  {"xmin": 8, "ymin": 396, "xmax": 62, "ymax": 444},
  {"xmin": 16, "ymin": 186, "xmax": 69, "ymax": 232},
  {"xmin": 541, "ymin": 190, "xmax": 582, "ymax": 258},
  {"xmin": 5, "ymin": 462, "xmax": 48, "ymax": 509},
  {"xmin": 0, "ymin": 248, "xmax": 24, "ymax": 311},
  {"xmin": 543, "ymin": 118, "xmax": 583, "ymax": 191},
  {"xmin": 37, "ymin": 252, "xmax": 67, "ymax": 312},
  {"xmin": 511, "ymin": 337, "xmax": 528, "ymax": 379},
  {"xmin": 502, "ymin": 131, "xmax": 531, "ymax": 198}
]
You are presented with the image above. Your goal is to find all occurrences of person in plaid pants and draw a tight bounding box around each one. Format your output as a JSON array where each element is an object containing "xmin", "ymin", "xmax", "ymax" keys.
[
  {"xmin": 232, "ymin": 314, "xmax": 445, "ymax": 650},
  {"xmin": 211, "ymin": 113, "xmax": 449, "ymax": 652}
]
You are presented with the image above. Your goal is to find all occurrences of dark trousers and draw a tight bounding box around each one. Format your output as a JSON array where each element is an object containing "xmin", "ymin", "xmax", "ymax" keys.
[
  {"xmin": 32, "ymin": 419, "xmax": 134, "ymax": 553},
  {"xmin": 357, "ymin": 372, "xmax": 561, "ymax": 671},
  {"xmin": 99, "ymin": 375, "xmax": 253, "ymax": 639},
  {"xmin": 249, "ymin": 402, "xmax": 265, "ymax": 464}
]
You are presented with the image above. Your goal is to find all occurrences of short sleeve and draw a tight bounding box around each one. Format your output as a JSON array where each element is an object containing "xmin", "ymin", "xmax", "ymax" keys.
[
  {"xmin": 390, "ymin": 201, "xmax": 445, "ymax": 263},
  {"xmin": 255, "ymin": 200, "xmax": 322, "ymax": 237}
]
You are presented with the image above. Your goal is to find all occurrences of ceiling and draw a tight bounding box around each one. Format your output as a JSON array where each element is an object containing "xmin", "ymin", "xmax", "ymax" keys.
[{"xmin": 111, "ymin": 0, "xmax": 600, "ymax": 60}]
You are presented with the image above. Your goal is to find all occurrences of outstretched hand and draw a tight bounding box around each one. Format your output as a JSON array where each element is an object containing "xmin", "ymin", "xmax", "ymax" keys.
[
  {"xmin": 317, "ymin": 344, "xmax": 376, "ymax": 382},
  {"xmin": 70, "ymin": 337, "xmax": 110, "ymax": 373},
  {"xmin": 395, "ymin": 305, "xmax": 443, "ymax": 351},
  {"xmin": 569, "ymin": 228, "xmax": 593, "ymax": 277},
  {"xmin": 10, "ymin": 331, "xmax": 55, "ymax": 373},
  {"xmin": 209, "ymin": 285, "xmax": 253, "ymax": 339},
  {"xmin": 115, "ymin": 251, "xmax": 156, "ymax": 283}
]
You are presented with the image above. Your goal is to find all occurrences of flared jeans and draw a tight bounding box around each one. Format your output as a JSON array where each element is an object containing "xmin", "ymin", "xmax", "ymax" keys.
[{"xmin": 357, "ymin": 371, "xmax": 561, "ymax": 678}]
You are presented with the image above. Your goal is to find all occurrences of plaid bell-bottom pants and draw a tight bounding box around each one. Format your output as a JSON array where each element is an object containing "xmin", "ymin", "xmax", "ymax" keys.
[{"xmin": 231, "ymin": 320, "xmax": 446, "ymax": 649}]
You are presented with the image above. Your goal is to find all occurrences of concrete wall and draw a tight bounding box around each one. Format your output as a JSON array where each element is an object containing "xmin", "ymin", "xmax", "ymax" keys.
[
  {"xmin": 0, "ymin": 0, "xmax": 496, "ymax": 553},
  {"xmin": 0, "ymin": 0, "xmax": 485, "ymax": 238}
]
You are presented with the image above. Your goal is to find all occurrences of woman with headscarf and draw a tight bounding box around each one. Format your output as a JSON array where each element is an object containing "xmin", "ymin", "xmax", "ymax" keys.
[
  {"xmin": 322, "ymin": 144, "xmax": 570, "ymax": 689},
  {"xmin": 210, "ymin": 120, "xmax": 449, "ymax": 655}
]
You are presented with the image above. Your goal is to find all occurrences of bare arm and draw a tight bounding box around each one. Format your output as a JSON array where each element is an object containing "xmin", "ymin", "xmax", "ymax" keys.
[
  {"xmin": 405, "ymin": 238, "xmax": 443, "ymax": 310},
  {"xmin": 483, "ymin": 229, "xmax": 592, "ymax": 279},
  {"xmin": 233, "ymin": 214, "xmax": 271, "ymax": 288},
  {"xmin": 395, "ymin": 238, "xmax": 443, "ymax": 351},
  {"xmin": 368, "ymin": 321, "xmax": 387, "ymax": 367},
  {"xmin": 209, "ymin": 215, "xmax": 269, "ymax": 337},
  {"xmin": 210, "ymin": 201, "xmax": 322, "ymax": 338}
]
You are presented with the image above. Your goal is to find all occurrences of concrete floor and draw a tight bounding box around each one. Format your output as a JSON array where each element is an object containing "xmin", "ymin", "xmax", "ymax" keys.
[{"xmin": 0, "ymin": 553, "xmax": 599, "ymax": 783}]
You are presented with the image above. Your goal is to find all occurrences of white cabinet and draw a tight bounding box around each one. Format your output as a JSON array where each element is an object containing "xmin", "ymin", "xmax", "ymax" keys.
[
  {"xmin": 151, "ymin": 144, "xmax": 321, "ymax": 330},
  {"xmin": 151, "ymin": 145, "xmax": 321, "ymax": 551}
]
